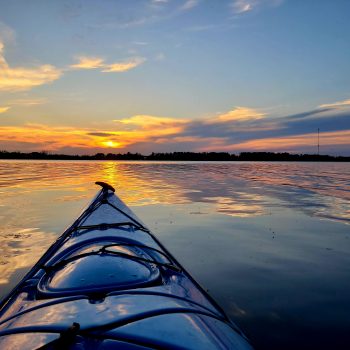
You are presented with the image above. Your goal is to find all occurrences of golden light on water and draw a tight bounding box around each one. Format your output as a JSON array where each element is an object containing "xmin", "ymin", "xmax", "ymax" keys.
[
  {"xmin": 0, "ymin": 160, "xmax": 349, "ymax": 289},
  {"xmin": 0, "ymin": 227, "xmax": 55, "ymax": 285}
]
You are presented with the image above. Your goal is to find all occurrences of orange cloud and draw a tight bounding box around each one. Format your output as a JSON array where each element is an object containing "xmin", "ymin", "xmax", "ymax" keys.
[
  {"xmin": 0, "ymin": 41, "xmax": 61, "ymax": 91},
  {"xmin": 0, "ymin": 124, "xmax": 99, "ymax": 150},
  {"xmin": 70, "ymin": 56, "xmax": 105, "ymax": 69},
  {"xmin": 116, "ymin": 114, "xmax": 187, "ymax": 133},
  {"xmin": 102, "ymin": 57, "xmax": 145, "ymax": 72},
  {"xmin": 0, "ymin": 114, "xmax": 188, "ymax": 152},
  {"xmin": 0, "ymin": 105, "xmax": 348, "ymax": 155},
  {"xmin": 210, "ymin": 106, "xmax": 266, "ymax": 123},
  {"xmin": 70, "ymin": 56, "xmax": 145, "ymax": 73},
  {"xmin": 0, "ymin": 106, "xmax": 10, "ymax": 113}
]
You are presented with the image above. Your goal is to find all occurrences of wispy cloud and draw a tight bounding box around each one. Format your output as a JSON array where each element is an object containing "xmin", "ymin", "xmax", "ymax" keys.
[
  {"xmin": 70, "ymin": 56, "xmax": 105, "ymax": 69},
  {"xmin": 133, "ymin": 41, "xmax": 149, "ymax": 46},
  {"xmin": 0, "ymin": 42, "xmax": 61, "ymax": 92},
  {"xmin": 155, "ymin": 52, "xmax": 165, "ymax": 61},
  {"xmin": 102, "ymin": 57, "xmax": 145, "ymax": 72},
  {"xmin": 231, "ymin": 0, "xmax": 254, "ymax": 14},
  {"xmin": 6, "ymin": 98, "xmax": 47, "ymax": 106},
  {"xmin": 114, "ymin": 114, "xmax": 187, "ymax": 135},
  {"xmin": 70, "ymin": 56, "xmax": 145, "ymax": 73},
  {"xmin": 319, "ymin": 98, "xmax": 350, "ymax": 109},
  {"xmin": 230, "ymin": 0, "xmax": 284, "ymax": 14},
  {"xmin": 89, "ymin": 0, "xmax": 200, "ymax": 31},
  {"xmin": 0, "ymin": 106, "xmax": 10, "ymax": 113},
  {"xmin": 180, "ymin": 0, "xmax": 200, "ymax": 11},
  {"xmin": 186, "ymin": 23, "xmax": 230, "ymax": 32},
  {"xmin": 0, "ymin": 21, "xmax": 16, "ymax": 45},
  {"xmin": 210, "ymin": 107, "xmax": 265, "ymax": 123}
]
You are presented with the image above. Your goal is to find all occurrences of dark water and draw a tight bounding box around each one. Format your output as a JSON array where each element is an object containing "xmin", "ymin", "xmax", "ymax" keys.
[{"xmin": 0, "ymin": 160, "xmax": 349, "ymax": 349}]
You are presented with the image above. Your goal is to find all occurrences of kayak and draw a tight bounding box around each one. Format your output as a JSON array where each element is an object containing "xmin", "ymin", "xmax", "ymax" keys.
[{"xmin": 0, "ymin": 182, "xmax": 253, "ymax": 349}]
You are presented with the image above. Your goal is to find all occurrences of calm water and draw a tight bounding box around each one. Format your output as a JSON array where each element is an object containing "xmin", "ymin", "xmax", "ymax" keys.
[{"xmin": 0, "ymin": 160, "xmax": 350, "ymax": 349}]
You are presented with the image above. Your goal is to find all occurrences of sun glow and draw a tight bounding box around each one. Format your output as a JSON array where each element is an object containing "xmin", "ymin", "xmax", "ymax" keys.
[{"xmin": 102, "ymin": 140, "xmax": 121, "ymax": 148}]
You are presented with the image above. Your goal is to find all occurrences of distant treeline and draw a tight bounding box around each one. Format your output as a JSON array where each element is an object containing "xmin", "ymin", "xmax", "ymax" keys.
[{"xmin": 0, "ymin": 150, "xmax": 349, "ymax": 161}]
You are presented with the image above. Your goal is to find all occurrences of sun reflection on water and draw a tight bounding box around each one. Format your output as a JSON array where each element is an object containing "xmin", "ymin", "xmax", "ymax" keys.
[{"xmin": 0, "ymin": 160, "xmax": 349, "ymax": 298}]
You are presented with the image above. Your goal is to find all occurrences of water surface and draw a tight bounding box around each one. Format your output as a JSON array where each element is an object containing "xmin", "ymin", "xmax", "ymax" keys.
[{"xmin": 0, "ymin": 160, "xmax": 349, "ymax": 349}]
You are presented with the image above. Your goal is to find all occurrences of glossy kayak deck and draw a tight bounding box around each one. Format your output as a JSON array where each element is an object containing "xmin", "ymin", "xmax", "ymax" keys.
[{"xmin": 0, "ymin": 183, "xmax": 253, "ymax": 349}]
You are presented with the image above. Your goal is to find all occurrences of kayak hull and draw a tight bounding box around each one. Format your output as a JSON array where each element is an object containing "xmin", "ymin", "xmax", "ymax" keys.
[{"xmin": 0, "ymin": 184, "xmax": 253, "ymax": 349}]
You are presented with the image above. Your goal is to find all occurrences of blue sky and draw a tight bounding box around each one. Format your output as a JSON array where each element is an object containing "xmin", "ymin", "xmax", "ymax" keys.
[{"xmin": 0, "ymin": 0, "xmax": 349, "ymax": 155}]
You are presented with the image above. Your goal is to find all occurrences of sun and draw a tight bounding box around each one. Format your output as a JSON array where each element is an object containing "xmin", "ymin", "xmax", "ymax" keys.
[{"xmin": 102, "ymin": 140, "xmax": 120, "ymax": 148}]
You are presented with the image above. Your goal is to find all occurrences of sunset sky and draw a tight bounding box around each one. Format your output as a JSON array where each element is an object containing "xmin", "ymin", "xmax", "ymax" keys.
[{"xmin": 0, "ymin": 0, "xmax": 349, "ymax": 155}]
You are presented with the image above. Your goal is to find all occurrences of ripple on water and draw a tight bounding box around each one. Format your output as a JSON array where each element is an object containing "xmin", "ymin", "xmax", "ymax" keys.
[{"xmin": 0, "ymin": 160, "xmax": 350, "ymax": 350}]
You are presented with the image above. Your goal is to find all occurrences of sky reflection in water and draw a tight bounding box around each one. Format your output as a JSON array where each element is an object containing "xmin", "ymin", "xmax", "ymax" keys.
[{"xmin": 0, "ymin": 160, "xmax": 349, "ymax": 349}]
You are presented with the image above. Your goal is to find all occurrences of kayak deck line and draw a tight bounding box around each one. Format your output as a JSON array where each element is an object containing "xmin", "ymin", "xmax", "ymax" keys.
[
  {"xmin": 0, "ymin": 290, "xmax": 229, "ymax": 330},
  {"xmin": 94, "ymin": 181, "xmax": 150, "ymax": 232},
  {"xmin": 0, "ymin": 182, "xmax": 254, "ymax": 349},
  {"xmin": 74, "ymin": 222, "xmax": 150, "ymax": 233},
  {"xmin": 39, "ymin": 243, "xmax": 181, "ymax": 274},
  {"xmin": 0, "ymin": 307, "xmax": 231, "ymax": 337}
]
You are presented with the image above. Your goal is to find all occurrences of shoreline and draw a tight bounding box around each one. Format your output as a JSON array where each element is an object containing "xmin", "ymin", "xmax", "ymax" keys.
[{"xmin": 0, "ymin": 151, "xmax": 349, "ymax": 162}]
